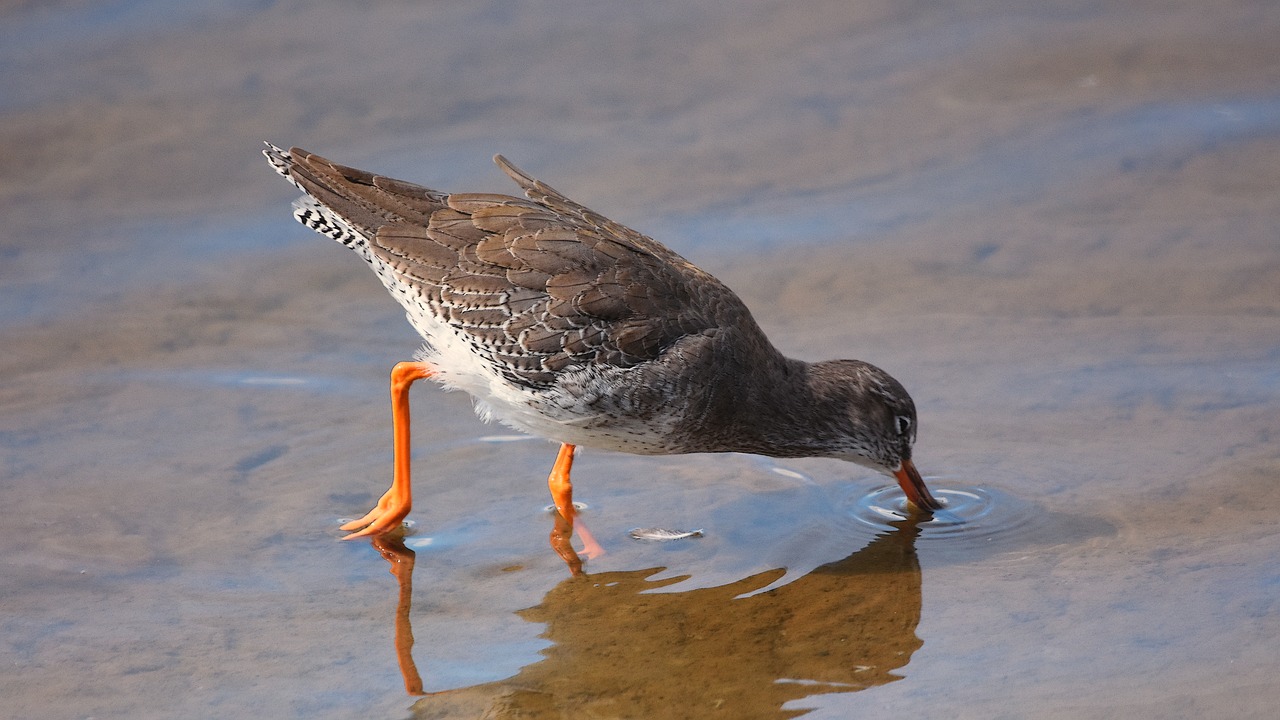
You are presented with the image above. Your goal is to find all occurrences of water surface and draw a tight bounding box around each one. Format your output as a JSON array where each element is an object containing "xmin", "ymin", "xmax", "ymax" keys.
[{"xmin": 2, "ymin": 1, "xmax": 1278, "ymax": 718}]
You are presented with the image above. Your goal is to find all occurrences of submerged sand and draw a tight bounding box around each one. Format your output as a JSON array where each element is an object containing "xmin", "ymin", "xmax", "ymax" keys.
[{"xmin": 2, "ymin": 1, "xmax": 1278, "ymax": 718}]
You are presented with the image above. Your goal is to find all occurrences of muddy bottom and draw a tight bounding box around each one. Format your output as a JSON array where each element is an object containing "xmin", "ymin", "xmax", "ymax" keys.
[{"xmin": 2, "ymin": 1, "xmax": 1279, "ymax": 718}]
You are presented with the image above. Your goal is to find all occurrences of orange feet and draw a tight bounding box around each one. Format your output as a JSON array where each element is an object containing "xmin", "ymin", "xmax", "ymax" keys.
[
  {"xmin": 341, "ymin": 361, "xmax": 434, "ymax": 540},
  {"xmin": 574, "ymin": 519, "xmax": 605, "ymax": 561},
  {"xmin": 340, "ymin": 485, "xmax": 411, "ymax": 539},
  {"xmin": 546, "ymin": 443, "xmax": 606, "ymax": 567}
]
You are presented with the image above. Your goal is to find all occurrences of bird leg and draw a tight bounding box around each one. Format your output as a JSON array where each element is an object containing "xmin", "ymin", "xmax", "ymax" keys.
[
  {"xmin": 341, "ymin": 361, "xmax": 435, "ymax": 540},
  {"xmin": 546, "ymin": 442, "xmax": 605, "ymax": 568}
]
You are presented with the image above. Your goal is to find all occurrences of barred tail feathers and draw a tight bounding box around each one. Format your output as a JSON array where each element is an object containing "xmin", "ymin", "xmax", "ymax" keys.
[
  {"xmin": 291, "ymin": 196, "xmax": 367, "ymax": 250},
  {"xmin": 263, "ymin": 142, "xmax": 369, "ymax": 252}
]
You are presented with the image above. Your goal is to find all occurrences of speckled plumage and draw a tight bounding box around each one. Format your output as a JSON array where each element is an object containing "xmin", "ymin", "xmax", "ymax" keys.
[{"xmin": 263, "ymin": 143, "xmax": 934, "ymax": 498}]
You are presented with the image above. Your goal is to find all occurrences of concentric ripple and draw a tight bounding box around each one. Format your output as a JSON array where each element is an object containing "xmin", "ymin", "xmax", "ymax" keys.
[{"xmin": 839, "ymin": 481, "xmax": 1042, "ymax": 550}]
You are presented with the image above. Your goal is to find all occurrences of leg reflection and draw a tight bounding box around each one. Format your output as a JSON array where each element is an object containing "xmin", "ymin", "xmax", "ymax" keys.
[
  {"xmin": 370, "ymin": 532, "xmax": 426, "ymax": 696},
  {"xmin": 545, "ymin": 443, "xmax": 605, "ymax": 569},
  {"xmin": 548, "ymin": 507, "xmax": 585, "ymax": 576},
  {"xmin": 368, "ymin": 505, "xmax": 598, "ymax": 695}
]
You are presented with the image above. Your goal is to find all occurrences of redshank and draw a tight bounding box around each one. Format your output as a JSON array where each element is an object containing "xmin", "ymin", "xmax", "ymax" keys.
[{"xmin": 264, "ymin": 143, "xmax": 941, "ymax": 550}]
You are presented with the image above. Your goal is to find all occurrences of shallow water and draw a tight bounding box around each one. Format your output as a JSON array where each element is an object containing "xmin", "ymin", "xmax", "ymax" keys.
[{"xmin": 2, "ymin": 1, "xmax": 1279, "ymax": 718}]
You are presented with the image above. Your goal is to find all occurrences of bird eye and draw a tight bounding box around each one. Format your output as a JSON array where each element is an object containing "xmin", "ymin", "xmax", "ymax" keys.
[{"xmin": 895, "ymin": 416, "xmax": 911, "ymax": 436}]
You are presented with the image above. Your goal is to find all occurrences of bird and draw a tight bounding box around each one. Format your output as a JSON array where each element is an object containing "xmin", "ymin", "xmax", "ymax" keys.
[{"xmin": 263, "ymin": 143, "xmax": 941, "ymax": 556}]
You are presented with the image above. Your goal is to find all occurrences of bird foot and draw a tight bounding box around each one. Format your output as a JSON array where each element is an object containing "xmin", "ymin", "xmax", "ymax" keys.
[
  {"xmin": 575, "ymin": 521, "xmax": 605, "ymax": 561},
  {"xmin": 549, "ymin": 507, "xmax": 606, "ymax": 574},
  {"xmin": 340, "ymin": 490, "xmax": 411, "ymax": 540}
]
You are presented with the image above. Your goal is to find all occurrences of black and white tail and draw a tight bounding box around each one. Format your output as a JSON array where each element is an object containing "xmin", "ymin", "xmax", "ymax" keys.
[
  {"xmin": 262, "ymin": 142, "xmax": 366, "ymax": 251},
  {"xmin": 261, "ymin": 142, "xmax": 302, "ymax": 190}
]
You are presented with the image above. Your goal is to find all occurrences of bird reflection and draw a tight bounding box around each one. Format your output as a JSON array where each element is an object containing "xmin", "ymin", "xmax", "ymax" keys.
[
  {"xmin": 547, "ymin": 507, "xmax": 586, "ymax": 576},
  {"xmin": 368, "ymin": 532, "xmax": 426, "ymax": 696},
  {"xmin": 372, "ymin": 514, "xmax": 926, "ymax": 718}
]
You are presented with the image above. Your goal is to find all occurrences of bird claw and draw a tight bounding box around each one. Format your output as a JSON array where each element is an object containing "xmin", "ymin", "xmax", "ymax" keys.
[
  {"xmin": 577, "ymin": 542, "xmax": 606, "ymax": 561},
  {"xmin": 573, "ymin": 516, "xmax": 605, "ymax": 561},
  {"xmin": 339, "ymin": 493, "xmax": 410, "ymax": 540},
  {"xmin": 341, "ymin": 519, "xmax": 407, "ymax": 540}
]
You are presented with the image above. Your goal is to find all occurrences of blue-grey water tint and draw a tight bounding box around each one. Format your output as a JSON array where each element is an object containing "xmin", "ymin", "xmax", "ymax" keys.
[{"xmin": 2, "ymin": 1, "xmax": 1278, "ymax": 718}]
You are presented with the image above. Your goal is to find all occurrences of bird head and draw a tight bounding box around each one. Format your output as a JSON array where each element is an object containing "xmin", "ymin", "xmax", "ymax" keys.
[{"xmin": 808, "ymin": 360, "xmax": 942, "ymax": 511}]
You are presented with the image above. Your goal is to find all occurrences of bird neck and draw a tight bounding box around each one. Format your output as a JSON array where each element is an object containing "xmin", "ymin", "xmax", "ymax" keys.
[{"xmin": 709, "ymin": 356, "xmax": 849, "ymax": 458}]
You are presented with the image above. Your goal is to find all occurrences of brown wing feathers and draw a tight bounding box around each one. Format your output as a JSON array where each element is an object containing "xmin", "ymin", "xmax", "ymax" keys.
[{"xmin": 281, "ymin": 146, "xmax": 726, "ymax": 387}]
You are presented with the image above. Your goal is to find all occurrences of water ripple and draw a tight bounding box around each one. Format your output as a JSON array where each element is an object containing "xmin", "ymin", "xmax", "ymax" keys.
[{"xmin": 839, "ymin": 481, "xmax": 1041, "ymax": 552}]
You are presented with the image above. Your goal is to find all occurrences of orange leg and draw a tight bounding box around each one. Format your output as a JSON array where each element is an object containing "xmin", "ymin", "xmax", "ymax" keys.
[
  {"xmin": 546, "ymin": 443, "xmax": 605, "ymax": 565},
  {"xmin": 340, "ymin": 361, "xmax": 434, "ymax": 540}
]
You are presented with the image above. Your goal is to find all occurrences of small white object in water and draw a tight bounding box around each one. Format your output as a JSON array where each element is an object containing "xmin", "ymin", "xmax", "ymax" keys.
[
  {"xmin": 770, "ymin": 466, "xmax": 809, "ymax": 481},
  {"xmin": 628, "ymin": 527, "xmax": 704, "ymax": 542}
]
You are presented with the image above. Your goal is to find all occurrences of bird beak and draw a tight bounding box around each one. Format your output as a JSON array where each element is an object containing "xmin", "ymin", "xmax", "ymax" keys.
[{"xmin": 893, "ymin": 459, "xmax": 942, "ymax": 511}]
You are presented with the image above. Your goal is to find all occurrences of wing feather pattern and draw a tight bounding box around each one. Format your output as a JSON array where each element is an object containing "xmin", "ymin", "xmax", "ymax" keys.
[{"xmin": 270, "ymin": 145, "xmax": 748, "ymax": 389}]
